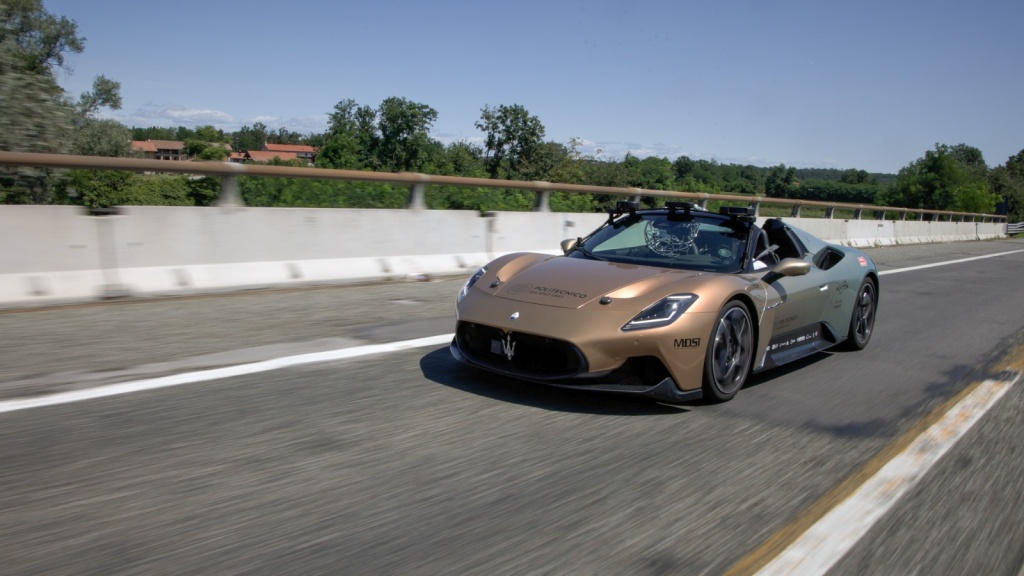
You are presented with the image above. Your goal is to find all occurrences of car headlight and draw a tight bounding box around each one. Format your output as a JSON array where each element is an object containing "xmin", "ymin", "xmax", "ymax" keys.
[
  {"xmin": 457, "ymin": 266, "xmax": 487, "ymax": 304},
  {"xmin": 621, "ymin": 294, "xmax": 698, "ymax": 331}
]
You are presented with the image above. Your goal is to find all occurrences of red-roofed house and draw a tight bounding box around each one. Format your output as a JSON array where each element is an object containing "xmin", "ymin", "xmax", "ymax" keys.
[
  {"xmin": 131, "ymin": 140, "xmax": 189, "ymax": 161},
  {"xmin": 263, "ymin": 143, "xmax": 317, "ymax": 164},
  {"xmin": 245, "ymin": 150, "xmax": 300, "ymax": 163}
]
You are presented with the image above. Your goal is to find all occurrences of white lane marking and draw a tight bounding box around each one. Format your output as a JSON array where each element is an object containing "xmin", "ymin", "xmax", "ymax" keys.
[
  {"xmin": 0, "ymin": 334, "xmax": 454, "ymax": 414},
  {"xmin": 878, "ymin": 248, "xmax": 1024, "ymax": 275},
  {"xmin": 754, "ymin": 374, "xmax": 1019, "ymax": 576}
]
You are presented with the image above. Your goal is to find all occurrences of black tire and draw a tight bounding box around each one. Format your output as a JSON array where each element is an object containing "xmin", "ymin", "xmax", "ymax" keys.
[
  {"xmin": 844, "ymin": 277, "xmax": 877, "ymax": 350},
  {"xmin": 702, "ymin": 301, "xmax": 754, "ymax": 402}
]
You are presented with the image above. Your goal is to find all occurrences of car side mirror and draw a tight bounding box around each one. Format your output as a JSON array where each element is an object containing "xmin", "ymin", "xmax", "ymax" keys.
[
  {"xmin": 774, "ymin": 258, "xmax": 811, "ymax": 276},
  {"xmin": 761, "ymin": 258, "xmax": 810, "ymax": 283},
  {"xmin": 560, "ymin": 238, "xmax": 578, "ymax": 254}
]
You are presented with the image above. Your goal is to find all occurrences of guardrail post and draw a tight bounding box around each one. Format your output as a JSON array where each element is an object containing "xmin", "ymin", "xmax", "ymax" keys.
[
  {"xmin": 407, "ymin": 182, "xmax": 427, "ymax": 210},
  {"xmin": 790, "ymin": 203, "xmax": 802, "ymax": 217},
  {"xmin": 216, "ymin": 174, "xmax": 243, "ymax": 207},
  {"xmin": 697, "ymin": 196, "xmax": 709, "ymax": 210},
  {"xmin": 874, "ymin": 210, "xmax": 884, "ymax": 220},
  {"xmin": 853, "ymin": 208, "xmax": 863, "ymax": 220},
  {"xmin": 92, "ymin": 208, "xmax": 130, "ymax": 298},
  {"xmin": 750, "ymin": 202, "xmax": 760, "ymax": 217},
  {"xmin": 825, "ymin": 206, "xmax": 835, "ymax": 219},
  {"xmin": 534, "ymin": 189, "xmax": 551, "ymax": 212},
  {"xmin": 480, "ymin": 211, "xmax": 497, "ymax": 258}
]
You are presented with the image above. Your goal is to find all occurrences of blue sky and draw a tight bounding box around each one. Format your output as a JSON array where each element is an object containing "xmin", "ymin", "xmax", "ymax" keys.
[{"xmin": 45, "ymin": 0, "xmax": 1024, "ymax": 174}]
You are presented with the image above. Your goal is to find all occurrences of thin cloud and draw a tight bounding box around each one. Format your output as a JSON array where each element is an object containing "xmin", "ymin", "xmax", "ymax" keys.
[{"xmin": 162, "ymin": 107, "xmax": 233, "ymax": 124}]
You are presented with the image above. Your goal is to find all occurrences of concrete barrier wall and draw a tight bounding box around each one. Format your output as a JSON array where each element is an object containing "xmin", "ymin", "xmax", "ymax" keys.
[
  {"xmin": 788, "ymin": 218, "xmax": 1003, "ymax": 247},
  {"xmin": 0, "ymin": 206, "xmax": 1004, "ymax": 307}
]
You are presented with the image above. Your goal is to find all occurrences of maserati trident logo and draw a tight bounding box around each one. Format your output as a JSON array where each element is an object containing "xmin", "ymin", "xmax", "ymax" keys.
[{"xmin": 501, "ymin": 333, "xmax": 517, "ymax": 361}]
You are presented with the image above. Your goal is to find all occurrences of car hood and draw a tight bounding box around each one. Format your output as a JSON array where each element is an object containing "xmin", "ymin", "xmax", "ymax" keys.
[{"xmin": 491, "ymin": 255, "xmax": 701, "ymax": 309}]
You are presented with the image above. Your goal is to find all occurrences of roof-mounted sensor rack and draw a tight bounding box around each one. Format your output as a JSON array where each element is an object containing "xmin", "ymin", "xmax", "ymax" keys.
[
  {"xmin": 607, "ymin": 200, "xmax": 639, "ymax": 223},
  {"xmin": 719, "ymin": 206, "xmax": 756, "ymax": 222},
  {"xmin": 666, "ymin": 201, "xmax": 700, "ymax": 214}
]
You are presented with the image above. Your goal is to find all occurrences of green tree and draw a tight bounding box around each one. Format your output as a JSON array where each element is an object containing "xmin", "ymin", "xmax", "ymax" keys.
[
  {"xmin": 998, "ymin": 150, "xmax": 1024, "ymax": 222},
  {"xmin": 182, "ymin": 126, "xmax": 230, "ymax": 161},
  {"xmin": 545, "ymin": 137, "xmax": 590, "ymax": 185},
  {"xmin": 63, "ymin": 169, "xmax": 134, "ymax": 208},
  {"xmin": 68, "ymin": 118, "xmax": 130, "ymax": 157},
  {"xmin": 880, "ymin": 143, "xmax": 997, "ymax": 212},
  {"xmin": 611, "ymin": 153, "xmax": 676, "ymax": 207},
  {"xmin": 184, "ymin": 140, "xmax": 229, "ymax": 161},
  {"xmin": 132, "ymin": 174, "xmax": 193, "ymax": 205},
  {"xmin": 74, "ymin": 74, "xmax": 121, "ymax": 117},
  {"xmin": 435, "ymin": 140, "xmax": 487, "ymax": 177},
  {"xmin": 792, "ymin": 180, "xmax": 878, "ymax": 204},
  {"xmin": 233, "ymin": 122, "xmax": 269, "ymax": 152},
  {"xmin": 268, "ymin": 126, "xmax": 303, "ymax": 145},
  {"xmin": 376, "ymin": 96, "xmax": 438, "ymax": 173},
  {"xmin": 191, "ymin": 125, "xmax": 227, "ymax": 144},
  {"xmin": 67, "ymin": 75, "xmax": 129, "ymax": 158},
  {"xmin": 765, "ymin": 164, "xmax": 797, "ymax": 196},
  {"xmin": 0, "ymin": 0, "xmax": 85, "ymax": 201},
  {"xmin": 353, "ymin": 103, "xmax": 379, "ymax": 169},
  {"xmin": 673, "ymin": 156, "xmax": 729, "ymax": 192},
  {"xmin": 475, "ymin": 104, "xmax": 546, "ymax": 180},
  {"xmin": 316, "ymin": 99, "xmax": 367, "ymax": 169},
  {"xmin": 0, "ymin": 42, "xmax": 67, "ymax": 201},
  {"xmin": 55, "ymin": 71, "xmax": 135, "ymax": 205},
  {"xmin": 840, "ymin": 168, "xmax": 874, "ymax": 185},
  {"xmin": 518, "ymin": 141, "xmax": 569, "ymax": 183},
  {"xmin": 131, "ymin": 126, "xmax": 178, "ymax": 141},
  {"xmin": 0, "ymin": 0, "xmax": 83, "ymax": 79}
]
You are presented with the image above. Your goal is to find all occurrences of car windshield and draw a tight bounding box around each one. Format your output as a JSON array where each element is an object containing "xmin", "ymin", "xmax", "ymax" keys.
[{"xmin": 569, "ymin": 212, "xmax": 750, "ymax": 273}]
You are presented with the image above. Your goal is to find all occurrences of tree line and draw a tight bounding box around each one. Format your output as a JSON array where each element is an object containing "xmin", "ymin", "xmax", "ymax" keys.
[{"xmin": 2, "ymin": 0, "xmax": 1022, "ymax": 222}]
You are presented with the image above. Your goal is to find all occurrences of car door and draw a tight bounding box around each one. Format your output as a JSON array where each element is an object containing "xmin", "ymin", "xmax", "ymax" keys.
[{"xmin": 759, "ymin": 256, "xmax": 834, "ymax": 366}]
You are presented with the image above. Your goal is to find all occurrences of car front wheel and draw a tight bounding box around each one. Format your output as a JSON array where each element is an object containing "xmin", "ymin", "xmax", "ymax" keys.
[{"xmin": 702, "ymin": 301, "xmax": 754, "ymax": 402}]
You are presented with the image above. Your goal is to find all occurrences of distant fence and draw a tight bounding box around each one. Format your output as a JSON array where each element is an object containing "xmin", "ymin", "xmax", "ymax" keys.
[
  {"xmin": 1008, "ymin": 222, "xmax": 1024, "ymax": 235},
  {"xmin": 0, "ymin": 151, "xmax": 1007, "ymax": 223}
]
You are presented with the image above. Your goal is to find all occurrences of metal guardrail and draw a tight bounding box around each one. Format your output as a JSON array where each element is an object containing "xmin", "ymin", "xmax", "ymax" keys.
[
  {"xmin": 1007, "ymin": 222, "xmax": 1024, "ymax": 235},
  {"xmin": 0, "ymin": 151, "xmax": 1006, "ymax": 223}
]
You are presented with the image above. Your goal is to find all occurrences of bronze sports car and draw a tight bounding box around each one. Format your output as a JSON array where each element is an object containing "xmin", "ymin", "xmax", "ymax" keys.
[{"xmin": 451, "ymin": 202, "xmax": 878, "ymax": 403}]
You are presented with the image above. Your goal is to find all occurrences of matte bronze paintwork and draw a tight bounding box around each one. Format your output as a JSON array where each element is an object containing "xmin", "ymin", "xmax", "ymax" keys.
[{"xmin": 452, "ymin": 215, "xmax": 878, "ymax": 403}]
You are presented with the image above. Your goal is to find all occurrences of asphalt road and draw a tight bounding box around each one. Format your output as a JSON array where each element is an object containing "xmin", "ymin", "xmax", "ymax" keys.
[{"xmin": 1, "ymin": 238, "xmax": 1023, "ymax": 575}]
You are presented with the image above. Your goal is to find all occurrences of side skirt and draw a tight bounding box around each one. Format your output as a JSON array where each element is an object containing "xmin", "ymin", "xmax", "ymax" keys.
[{"xmin": 758, "ymin": 322, "xmax": 840, "ymax": 370}]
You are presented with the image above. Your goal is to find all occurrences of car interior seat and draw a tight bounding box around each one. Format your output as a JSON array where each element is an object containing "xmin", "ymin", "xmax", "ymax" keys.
[{"xmin": 762, "ymin": 219, "xmax": 804, "ymax": 260}]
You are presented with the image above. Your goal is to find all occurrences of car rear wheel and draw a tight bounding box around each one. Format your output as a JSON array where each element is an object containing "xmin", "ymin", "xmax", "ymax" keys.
[
  {"xmin": 844, "ymin": 278, "xmax": 876, "ymax": 350},
  {"xmin": 703, "ymin": 301, "xmax": 753, "ymax": 402}
]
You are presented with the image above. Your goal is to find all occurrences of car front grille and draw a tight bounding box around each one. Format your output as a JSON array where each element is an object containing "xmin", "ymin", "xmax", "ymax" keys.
[{"xmin": 455, "ymin": 322, "xmax": 585, "ymax": 379}]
